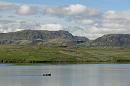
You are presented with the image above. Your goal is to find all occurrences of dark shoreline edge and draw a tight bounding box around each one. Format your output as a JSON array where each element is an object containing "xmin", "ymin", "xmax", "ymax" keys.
[{"xmin": 1, "ymin": 61, "xmax": 130, "ymax": 64}]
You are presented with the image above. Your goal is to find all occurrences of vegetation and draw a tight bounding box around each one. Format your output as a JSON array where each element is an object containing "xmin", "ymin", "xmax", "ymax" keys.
[
  {"xmin": 0, "ymin": 45, "xmax": 130, "ymax": 63},
  {"xmin": 0, "ymin": 30, "xmax": 88, "ymax": 46},
  {"xmin": 89, "ymin": 34, "xmax": 130, "ymax": 47}
]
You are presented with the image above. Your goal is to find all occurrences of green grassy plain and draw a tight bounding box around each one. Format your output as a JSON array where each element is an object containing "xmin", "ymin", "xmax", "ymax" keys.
[{"xmin": 0, "ymin": 45, "xmax": 130, "ymax": 63}]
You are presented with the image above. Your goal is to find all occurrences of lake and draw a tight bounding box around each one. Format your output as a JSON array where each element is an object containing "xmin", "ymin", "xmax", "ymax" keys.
[{"xmin": 0, "ymin": 64, "xmax": 130, "ymax": 86}]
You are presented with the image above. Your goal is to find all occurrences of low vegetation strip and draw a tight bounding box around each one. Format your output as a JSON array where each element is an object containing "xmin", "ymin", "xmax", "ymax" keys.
[{"xmin": 0, "ymin": 45, "xmax": 130, "ymax": 63}]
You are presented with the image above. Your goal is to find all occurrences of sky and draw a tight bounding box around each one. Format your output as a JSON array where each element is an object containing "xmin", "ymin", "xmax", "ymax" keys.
[{"xmin": 0, "ymin": 0, "xmax": 130, "ymax": 39}]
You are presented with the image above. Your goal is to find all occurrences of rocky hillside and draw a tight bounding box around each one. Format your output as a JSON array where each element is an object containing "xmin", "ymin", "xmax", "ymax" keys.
[
  {"xmin": 1, "ymin": 31, "xmax": 130, "ymax": 48},
  {"xmin": 90, "ymin": 34, "xmax": 130, "ymax": 47},
  {"xmin": 0, "ymin": 30, "xmax": 89, "ymax": 47}
]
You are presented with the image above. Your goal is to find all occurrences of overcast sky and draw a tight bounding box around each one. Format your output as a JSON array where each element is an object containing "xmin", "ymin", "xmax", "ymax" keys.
[{"xmin": 0, "ymin": 0, "xmax": 130, "ymax": 39}]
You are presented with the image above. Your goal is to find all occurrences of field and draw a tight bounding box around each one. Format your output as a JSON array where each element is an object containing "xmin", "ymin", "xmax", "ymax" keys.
[{"xmin": 0, "ymin": 45, "xmax": 130, "ymax": 63}]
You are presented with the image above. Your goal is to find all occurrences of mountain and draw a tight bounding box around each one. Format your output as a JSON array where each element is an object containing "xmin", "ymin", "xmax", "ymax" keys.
[
  {"xmin": 89, "ymin": 34, "xmax": 130, "ymax": 48},
  {"xmin": 0, "ymin": 30, "xmax": 89, "ymax": 47},
  {"xmin": 1, "ymin": 30, "xmax": 130, "ymax": 48}
]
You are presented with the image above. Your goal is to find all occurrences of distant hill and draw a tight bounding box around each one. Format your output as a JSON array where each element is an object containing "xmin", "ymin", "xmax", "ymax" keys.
[
  {"xmin": 1, "ymin": 30, "xmax": 130, "ymax": 48},
  {"xmin": 0, "ymin": 30, "xmax": 89, "ymax": 47},
  {"xmin": 89, "ymin": 34, "xmax": 130, "ymax": 48}
]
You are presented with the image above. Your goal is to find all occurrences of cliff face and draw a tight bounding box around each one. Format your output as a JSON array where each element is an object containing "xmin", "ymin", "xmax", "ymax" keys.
[
  {"xmin": 90, "ymin": 34, "xmax": 130, "ymax": 47},
  {"xmin": 0, "ymin": 30, "xmax": 89, "ymax": 47}
]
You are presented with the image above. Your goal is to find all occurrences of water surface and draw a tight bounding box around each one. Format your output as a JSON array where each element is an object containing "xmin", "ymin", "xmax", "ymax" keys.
[{"xmin": 0, "ymin": 64, "xmax": 130, "ymax": 86}]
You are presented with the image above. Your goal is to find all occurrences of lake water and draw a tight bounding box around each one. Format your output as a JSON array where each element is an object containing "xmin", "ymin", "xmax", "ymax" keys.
[{"xmin": 0, "ymin": 64, "xmax": 130, "ymax": 86}]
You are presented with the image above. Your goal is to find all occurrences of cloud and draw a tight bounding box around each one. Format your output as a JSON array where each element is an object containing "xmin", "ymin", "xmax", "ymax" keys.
[
  {"xmin": 0, "ymin": 22, "xmax": 20, "ymax": 33},
  {"xmin": 104, "ymin": 10, "xmax": 130, "ymax": 19},
  {"xmin": 0, "ymin": 2, "xmax": 38, "ymax": 15},
  {"xmin": 0, "ymin": 2, "xmax": 16, "ymax": 10},
  {"xmin": 19, "ymin": 21, "xmax": 41, "ymax": 30},
  {"xmin": 0, "ymin": 3, "xmax": 130, "ymax": 39},
  {"xmin": 99, "ymin": 10, "xmax": 130, "ymax": 33},
  {"xmin": 16, "ymin": 5, "xmax": 37, "ymax": 15},
  {"xmin": 66, "ymin": 9, "xmax": 130, "ymax": 39},
  {"xmin": 0, "ymin": 20, "xmax": 16, "ymax": 24},
  {"xmin": 87, "ymin": 26, "xmax": 127, "ymax": 34},
  {"xmin": 44, "ymin": 4, "xmax": 99, "ymax": 16},
  {"xmin": 72, "ymin": 28, "xmax": 103, "ymax": 39},
  {"xmin": 70, "ymin": 16, "xmax": 95, "ymax": 25},
  {"xmin": 40, "ymin": 24, "xmax": 64, "ymax": 31},
  {"xmin": 39, "ymin": 11, "xmax": 130, "ymax": 39}
]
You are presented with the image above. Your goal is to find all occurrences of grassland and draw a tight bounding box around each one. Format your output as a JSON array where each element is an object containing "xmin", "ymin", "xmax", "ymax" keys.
[{"xmin": 0, "ymin": 45, "xmax": 130, "ymax": 63}]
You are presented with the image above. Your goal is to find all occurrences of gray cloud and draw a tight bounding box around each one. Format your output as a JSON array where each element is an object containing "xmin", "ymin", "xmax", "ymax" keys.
[
  {"xmin": 0, "ymin": 3, "xmax": 38, "ymax": 15},
  {"xmin": 0, "ymin": 20, "xmax": 16, "ymax": 24},
  {"xmin": 66, "ymin": 10, "xmax": 130, "ymax": 39},
  {"xmin": 0, "ymin": 22, "xmax": 20, "ymax": 33},
  {"xmin": 0, "ymin": 3, "xmax": 16, "ymax": 10},
  {"xmin": 16, "ymin": 5, "xmax": 38, "ymax": 15},
  {"xmin": 44, "ymin": 4, "xmax": 99, "ymax": 16},
  {"xmin": 0, "ymin": 3, "xmax": 130, "ymax": 39}
]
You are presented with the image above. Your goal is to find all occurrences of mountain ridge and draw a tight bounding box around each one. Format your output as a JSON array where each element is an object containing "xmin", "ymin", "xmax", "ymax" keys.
[
  {"xmin": 0, "ymin": 30, "xmax": 89, "ymax": 47},
  {"xmin": 0, "ymin": 30, "xmax": 130, "ymax": 48},
  {"xmin": 89, "ymin": 34, "xmax": 130, "ymax": 48}
]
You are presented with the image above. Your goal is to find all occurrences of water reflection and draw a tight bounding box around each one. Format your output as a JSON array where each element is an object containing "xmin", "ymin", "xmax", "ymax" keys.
[{"xmin": 0, "ymin": 64, "xmax": 130, "ymax": 86}]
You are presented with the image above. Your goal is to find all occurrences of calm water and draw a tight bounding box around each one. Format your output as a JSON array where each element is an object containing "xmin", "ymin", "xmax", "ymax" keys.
[{"xmin": 0, "ymin": 64, "xmax": 130, "ymax": 86}]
